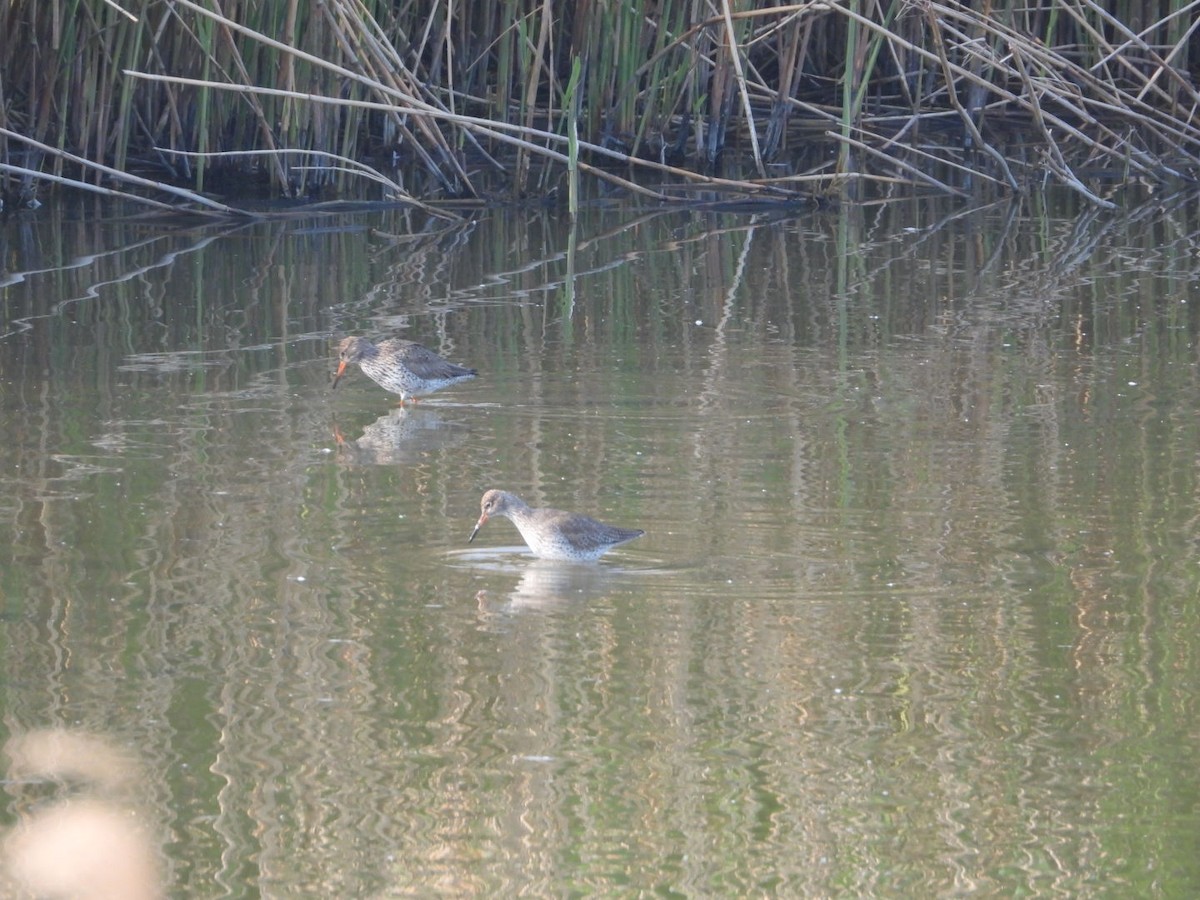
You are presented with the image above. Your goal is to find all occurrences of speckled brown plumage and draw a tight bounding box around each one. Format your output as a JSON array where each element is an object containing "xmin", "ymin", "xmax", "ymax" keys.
[{"xmin": 332, "ymin": 336, "xmax": 476, "ymax": 402}]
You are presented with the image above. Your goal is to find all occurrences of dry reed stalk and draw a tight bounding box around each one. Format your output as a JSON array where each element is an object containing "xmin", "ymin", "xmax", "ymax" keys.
[
  {"xmin": 160, "ymin": 147, "xmax": 456, "ymax": 218},
  {"xmin": 322, "ymin": 0, "xmax": 477, "ymax": 193},
  {"xmin": 920, "ymin": 7, "xmax": 1020, "ymax": 192},
  {"xmin": 3, "ymin": 0, "xmax": 1199, "ymax": 210},
  {"xmin": 0, "ymin": 126, "xmax": 242, "ymax": 215},
  {"xmin": 125, "ymin": 68, "xmax": 818, "ymax": 206},
  {"xmin": 822, "ymin": 0, "xmax": 1195, "ymax": 200},
  {"xmin": 720, "ymin": 0, "xmax": 765, "ymax": 176}
]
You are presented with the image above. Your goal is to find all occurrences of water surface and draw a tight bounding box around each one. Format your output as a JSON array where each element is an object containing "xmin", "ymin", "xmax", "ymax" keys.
[{"xmin": 1, "ymin": 193, "xmax": 1199, "ymax": 896}]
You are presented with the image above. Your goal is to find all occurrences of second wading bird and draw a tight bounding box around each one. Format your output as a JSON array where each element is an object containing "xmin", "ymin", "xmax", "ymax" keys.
[{"xmin": 469, "ymin": 489, "xmax": 644, "ymax": 561}]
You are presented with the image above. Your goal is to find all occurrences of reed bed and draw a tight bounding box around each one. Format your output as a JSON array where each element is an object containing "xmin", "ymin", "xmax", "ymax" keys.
[{"xmin": 0, "ymin": 1, "xmax": 1197, "ymax": 213}]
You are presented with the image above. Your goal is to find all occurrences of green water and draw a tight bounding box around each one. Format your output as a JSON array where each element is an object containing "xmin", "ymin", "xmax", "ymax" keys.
[{"xmin": 1, "ymin": 193, "xmax": 1198, "ymax": 896}]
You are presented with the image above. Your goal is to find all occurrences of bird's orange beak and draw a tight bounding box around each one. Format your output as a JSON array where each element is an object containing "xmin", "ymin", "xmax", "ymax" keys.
[
  {"xmin": 468, "ymin": 514, "xmax": 488, "ymax": 543},
  {"xmin": 331, "ymin": 359, "xmax": 348, "ymax": 389}
]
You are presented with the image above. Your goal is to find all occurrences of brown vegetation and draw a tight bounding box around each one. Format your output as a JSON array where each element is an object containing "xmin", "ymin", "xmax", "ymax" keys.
[{"xmin": 1, "ymin": 1, "xmax": 1197, "ymax": 213}]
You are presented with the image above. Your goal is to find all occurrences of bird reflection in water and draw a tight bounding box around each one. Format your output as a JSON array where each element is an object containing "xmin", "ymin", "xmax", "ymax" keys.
[
  {"xmin": 475, "ymin": 558, "xmax": 622, "ymax": 617},
  {"xmin": 332, "ymin": 407, "xmax": 466, "ymax": 466}
]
